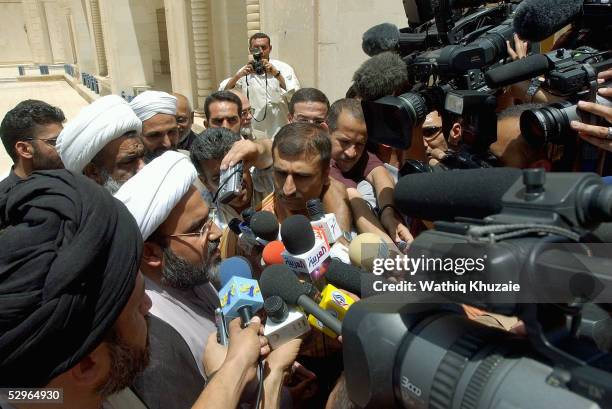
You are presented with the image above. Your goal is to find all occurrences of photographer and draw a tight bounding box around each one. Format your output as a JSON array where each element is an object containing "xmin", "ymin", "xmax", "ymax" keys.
[{"xmin": 221, "ymin": 33, "xmax": 301, "ymax": 138}]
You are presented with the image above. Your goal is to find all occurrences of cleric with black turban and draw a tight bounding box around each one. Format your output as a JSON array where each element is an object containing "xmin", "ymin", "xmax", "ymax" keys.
[{"xmin": 0, "ymin": 170, "xmax": 144, "ymax": 388}]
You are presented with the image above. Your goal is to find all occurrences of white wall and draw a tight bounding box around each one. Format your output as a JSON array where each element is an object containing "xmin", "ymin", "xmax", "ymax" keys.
[
  {"xmin": 260, "ymin": 0, "xmax": 408, "ymax": 102},
  {"xmin": 0, "ymin": 1, "xmax": 33, "ymax": 63}
]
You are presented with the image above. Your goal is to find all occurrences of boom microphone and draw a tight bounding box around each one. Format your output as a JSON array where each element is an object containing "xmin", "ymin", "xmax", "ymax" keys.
[
  {"xmin": 513, "ymin": 0, "xmax": 584, "ymax": 42},
  {"xmin": 260, "ymin": 265, "xmax": 343, "ymax": 336},
  {"xmin": 485, "ymin": 53, "xmax": 552, "ymax": 88},
  {"xmin": 394, "ymin": 168, "xmax": 522, "ymax": 221},
  {"xmin": 352, "ymin": 52, "xmax": 409, "ymax": 101}
]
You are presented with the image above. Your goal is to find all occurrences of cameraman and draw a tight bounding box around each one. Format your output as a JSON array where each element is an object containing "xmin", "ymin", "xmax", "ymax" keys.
[{"xmin": 220, "ymin": 33, "xmax": 300, "ymax": 138}]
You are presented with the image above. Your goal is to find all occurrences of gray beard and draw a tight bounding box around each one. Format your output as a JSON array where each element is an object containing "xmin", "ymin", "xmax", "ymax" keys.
[
  {"xmin": 240, "ymin": 126, "xmax": 253, "ymax": 140},
  {"xmin": 99, "ymin": 168, "xmax": 125, "ymax": 195}
]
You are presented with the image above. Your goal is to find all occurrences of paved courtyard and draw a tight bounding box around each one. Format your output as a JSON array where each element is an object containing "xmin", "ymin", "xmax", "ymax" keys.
[{"xmin": 0, "ymin": 80, "xmax": 89, "ymax": 175}]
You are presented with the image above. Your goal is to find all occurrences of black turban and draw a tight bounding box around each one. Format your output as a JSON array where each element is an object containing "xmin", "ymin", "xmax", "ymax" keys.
[{"xmin": 0, "ymin": 170, "xmax": 143, "ymax": 387}]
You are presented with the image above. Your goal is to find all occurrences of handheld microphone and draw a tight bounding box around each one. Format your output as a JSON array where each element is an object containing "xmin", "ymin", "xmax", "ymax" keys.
[
  {"xmin": 218, "ymin": 258, "xmax": 264, "ymax": 324},
  {"xmin": 484, "ymin": 54, "xmax": 551, "ymax": 88},
  {"xmin": 394, "ymin": 168, "xmax": 522, "ymax": 221},
  {"xmin": 219, "ymin": 256, "xmax": 253, "ymax": 287},
  {"xmin": 308, "ymin": 283, "xmax": 356, "ymax": 338},
  {"xmin": 306, "ymin": 198, "xmax": 343, "ymax": 244},
  {"xmin": 250, "ymin": 210, "xmax": 280, "ymax": 245},
  {"xmin": 280, "ymin": 215, "xmax": 331, "ymax": 287},
  {"xmin": 263, "ymin": 295, "xmax": 310, "ymax": 349},
  {"xmin": 348, "ymin": 233, "xmax": 392, "ymax": 271},
  {"xmin": 262, "ymin": 240, "xmax": 286, "ymax": 265},
  {"xmin": 352, "ymin": 52, "xmax": 409, "ymax": 101},
  {"xmin": 512, "ymin": 0, "xmax": 584, "ymax": 43},
  {"xmin": 260, "ymin": 265, "xmax": 343, "ymax": 336},
  {"xmin": 326, "ymin": 259, "xmax": 391, "ymax": 298}
]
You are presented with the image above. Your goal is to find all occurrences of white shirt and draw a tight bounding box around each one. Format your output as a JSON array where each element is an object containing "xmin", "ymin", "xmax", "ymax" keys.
[
  {"xmin": 145, "ymin": 278, "xmax": 219, "ymax": 377},
  {"xmin": 220, "ymin": 59, "xmax": 300, "ymax": 138}
]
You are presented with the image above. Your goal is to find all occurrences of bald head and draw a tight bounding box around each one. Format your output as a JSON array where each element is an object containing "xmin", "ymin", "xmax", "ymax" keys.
[{"xmin": 172, "ymin": 93, "xmax": 194, "ymax": 141}]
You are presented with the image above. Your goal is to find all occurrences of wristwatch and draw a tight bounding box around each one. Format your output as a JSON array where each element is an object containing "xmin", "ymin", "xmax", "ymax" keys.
[{"xmin": 274, "ymin": 70, "xmax": 282, "ymax": 79}]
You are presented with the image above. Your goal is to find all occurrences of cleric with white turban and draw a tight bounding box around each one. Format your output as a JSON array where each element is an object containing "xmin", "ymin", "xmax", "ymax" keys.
[
  {"xmin": 57, "ymin": 95, "xmax": 141, "ymax": 172},
  {"xmin": 114, "ymin": 150, "xmax": 196, "ymax": 240},
  {"xmin": 129, "ymin": 90, "xmax": 177, "ymax": 122}
]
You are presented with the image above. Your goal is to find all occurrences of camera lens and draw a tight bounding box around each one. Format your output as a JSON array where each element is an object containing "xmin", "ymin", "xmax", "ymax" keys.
[{"xmin": 520, "ymin": 101, "xmax": 577, "ymax": 147}]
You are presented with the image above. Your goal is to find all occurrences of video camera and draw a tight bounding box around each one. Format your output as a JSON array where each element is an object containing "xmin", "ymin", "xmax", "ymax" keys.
[
  {"xmin": 343, "ymin": 168, "xmax": 612, "ymax": 408},
  {"xmin": 362, "ymin": 1, "xmax": 519, "ymax": 157}
]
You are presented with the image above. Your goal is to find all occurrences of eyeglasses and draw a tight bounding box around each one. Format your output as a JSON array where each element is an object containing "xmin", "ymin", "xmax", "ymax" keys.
[
  {"xmin": 166, "ymin": 208, "xmax": 216, "ymax": 240},
  {"xmin": 422, "ymin": 126, "xmax": 442, "ymax": 139},
  {"xmin": 23, "ymin": 137, "xmax": 59, "ymax": 147},
  {"xmin": 241, "ymin": 108, "xmax": 255, "ymax": 118},
  {"xmin": 294, "ymin": 117, "xmax": 326, "ymax": 126}
]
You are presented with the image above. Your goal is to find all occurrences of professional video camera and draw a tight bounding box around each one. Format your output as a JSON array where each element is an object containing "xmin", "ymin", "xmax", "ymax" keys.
[
  {"xmin": 362, "ymin": 1, "xmax": 519, "ymax": 157},
  {"xmin": 343, "ymin": 168, "xmax": 612, "ymax": 408},
  {"xmin": 250, "ymin": 47, "xmax": 265, "ymax": 75}
]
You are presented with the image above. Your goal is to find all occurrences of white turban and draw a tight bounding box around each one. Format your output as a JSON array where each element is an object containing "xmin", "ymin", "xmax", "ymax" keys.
[
  {"xmin": 114, "ymin": 151, "xmax": 197, "ymax": 240},
  {"xmin": 57, "ymin": 95, "xmax": 142, "ymax": 172},
  {"xmin": 129, "ymin": 90, "xmax": 177, "ymax": 122}
]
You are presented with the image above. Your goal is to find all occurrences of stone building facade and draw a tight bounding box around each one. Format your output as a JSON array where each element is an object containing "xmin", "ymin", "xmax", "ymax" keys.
[{"xmin": 0, "ymin": 0, "xmax": 408, "ymax": 108}]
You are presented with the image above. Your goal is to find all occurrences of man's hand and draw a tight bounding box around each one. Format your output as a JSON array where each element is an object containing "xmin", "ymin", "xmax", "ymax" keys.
[
  {"xmin": 224, "ymin": 316, "xmax": 270, "ymax": 378},
  {"xmin": 571, "ymin": 100, "xmax": 612, "ymax": 152},
  {"xmin": 265, "ymin": 338, "xmax": 302, "ymax": 375},
  {"xmin": 380, "ymin": 208, "xmax": 413, "ymax": 245},
  {"xmin": 220, "ymin": 139, "xmax": 272, "ymax": 170},
  {"xmin": 427, "ymin": 147, "xmax": 447, "ymax": 166},
  {"xmin": 263, "ymin": 59, "xmax": 287, "ymax": 90},
  {"xmin": 236, "ymin": 64, "xmax": 254, "ymax": 79},
  {"xmin": 506, "ymin": 33, "xmax": 528, "ymax": 61},
  {"xmin": 203, "ymin": 332, "xmax": 227, "ymax": 377}
]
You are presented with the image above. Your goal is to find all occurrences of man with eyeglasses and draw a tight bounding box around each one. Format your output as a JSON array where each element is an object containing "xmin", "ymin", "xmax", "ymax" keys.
[
  {"xmin": 115, "ymin": 151, "xmax": 223, "ymax": 382},
  {"xmin": 229, "ymin": 89, "xmax": 267, "ymax": 140},
  {"xmin": 0, "ymin": 99, "xmax": 65, "ymax": 191},
  {"xmin": 173, "ymin": 93, "xmax": 197, "ymax": 150},
  {"xmin": 204, "ymin": 91, "xmax": 242, "ymax": 135},
  {"xmin": 287, "ymin": 87, "xmax": 330, "ymax": 131}
]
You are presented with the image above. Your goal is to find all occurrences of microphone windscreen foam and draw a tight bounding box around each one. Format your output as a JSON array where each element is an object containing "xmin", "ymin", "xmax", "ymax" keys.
[
  {"xmin": 250, "ymin": 210, "xmax": 279, "ymax": 241},
  {"xmin": 219, "ymin": 256, "xmax": 253, "ymax": 288},
  {"xmin": 394, "ymin": 168, "xmax": 522, "ymax": 221},
  {"xmin": 262, "ymin": 240, "xmax": 286, "ymax": 265},
  {"xmin": 260, "ymin": 264, "xmax": 306, "ymax": 305},
  {"xmin": 326, "ymin": 260, "xmax": 364, "ymax": 296},
  {"xmin": 280, "ymin": 214, "xmax": 315, "ymax": 254},
  {"xmin": 513, "ymin": 0, "xmax": 583, "ymax": 42},
  {"xmin": 348, "ymin": 233, "xmax": 390, "ymax": 271},
  {"xmin": 352, "ymin": 51, "xmax": 408, "ymax": 101},
  {"xmin": 362, "ymin": 23, "xmax": 400, "ymax": 57}
]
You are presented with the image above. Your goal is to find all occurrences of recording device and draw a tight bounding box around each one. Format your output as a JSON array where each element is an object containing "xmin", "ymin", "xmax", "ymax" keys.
[
  {"xmin": 308, "ymin": 283, "xmax": 356, "ymax": 338},
  {"xmin": 250, "ymin": 47, "xmax": 265, "ymax": 75},
  {"xmin": 250, "ymin": 210, "xmax": 280, "ymax": 245},
  {"xmin": 218, "ymin": 258, "xmax": 264, "ymax": 322},
  {"xmin": 260, "ymin": 264, "xmax": 343, "ymax": 336},
  {"xmin": 217, "ymin": 161, "xmax": 243, "ymax": 204},
  {"xmin": 341, "ymin": 168, "xmax": 612, "ymax": 408},
  {"xmin": 306, "ymin": 199, "xmax": 343, "ymax": 244},
  {"xmin": 263, "ymin": 295, "xmax": 310, "ymax": 349},
  {"xmin": 214, "ymin": 307, "xmax": 229, "ymax": 346},
  {"xmin": 280, "ymin": 214, "xmax": 331, "ymax": 287}
]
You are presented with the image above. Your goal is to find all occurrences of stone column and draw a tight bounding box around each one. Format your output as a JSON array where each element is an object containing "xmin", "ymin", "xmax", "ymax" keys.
[
  {"xmin": 190, "ymin": 0, "xmax": 213, "ymax": 111},
  {"xmin": 164, "ymin": 0, "xmax": 197, "ymax": 105},
  {"xmin": 89, "ymin": 0, "xmax": 108, "ymax": 76},
  {"xmin": 245, "ymin": 0, "xmax": 261, "ymax": 38}
]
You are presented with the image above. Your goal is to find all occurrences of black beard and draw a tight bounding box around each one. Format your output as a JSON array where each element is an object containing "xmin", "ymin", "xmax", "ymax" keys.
[
  {"xmin": 97, "ymin": 317, "xmax": 151, "ymax": 398},
  {"xmin": 161, "ymin": 240, "xmax": 220, "ymax": 289}
]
